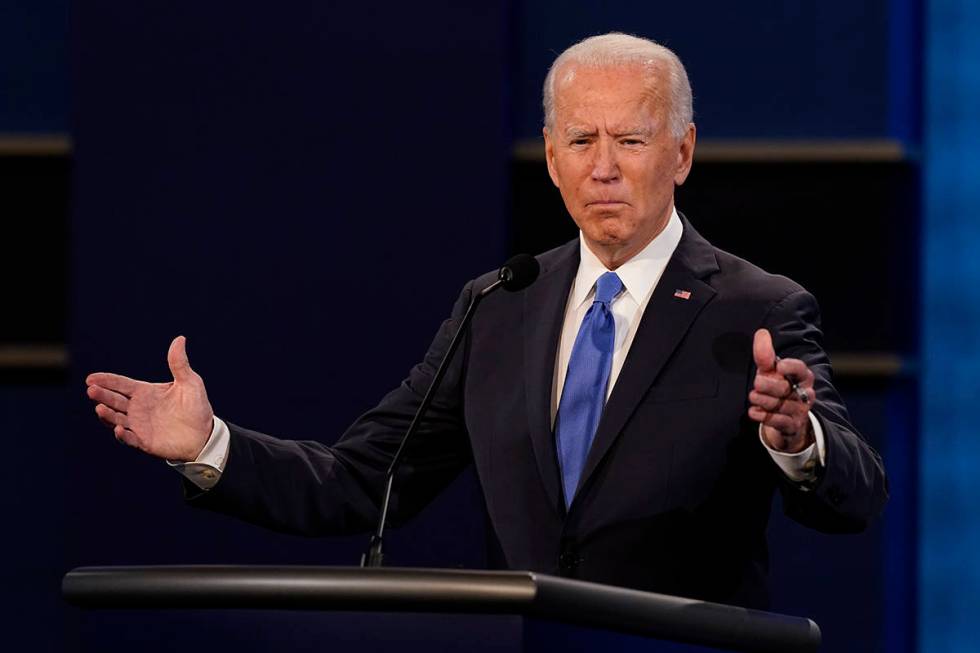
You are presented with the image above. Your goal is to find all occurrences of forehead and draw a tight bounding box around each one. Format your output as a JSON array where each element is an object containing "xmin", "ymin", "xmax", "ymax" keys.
[{"xmin": 552, "ymin": 63, "xmax": 666, "ymax": 127}]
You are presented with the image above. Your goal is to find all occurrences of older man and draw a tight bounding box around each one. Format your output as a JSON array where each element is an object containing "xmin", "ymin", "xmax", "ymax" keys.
[{"xmin": 86, "ymin": 33, "xmax": 887, "ymax": 608}]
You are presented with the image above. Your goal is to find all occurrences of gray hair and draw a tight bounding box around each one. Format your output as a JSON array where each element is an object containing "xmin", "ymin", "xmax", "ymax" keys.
[{"xmin": 542, "ymin": 33, "xmax": 693, "ymax": 139}]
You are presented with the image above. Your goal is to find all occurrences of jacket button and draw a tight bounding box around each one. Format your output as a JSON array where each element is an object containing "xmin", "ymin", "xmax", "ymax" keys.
[
  {"xmin": 558, "ymin": 551, "xmax": 579, "ymax": 574},
  {"xmin": 827, "ymin": 487, "xmax": 845, "ymax": 506}
]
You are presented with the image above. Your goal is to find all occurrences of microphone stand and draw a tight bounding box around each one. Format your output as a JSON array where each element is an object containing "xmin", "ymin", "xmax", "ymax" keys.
[{"xmin": 360, "ymin": 276, "xmax": 509, "ymax": 567}]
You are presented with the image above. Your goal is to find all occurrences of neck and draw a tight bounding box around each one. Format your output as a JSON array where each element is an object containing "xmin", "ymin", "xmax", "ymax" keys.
[{"xmin": 587, "ymin": 242, "xmax": 645, "ymax": 270}]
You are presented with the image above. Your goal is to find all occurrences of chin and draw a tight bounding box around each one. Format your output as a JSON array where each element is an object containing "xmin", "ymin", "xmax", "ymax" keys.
[
  {"xmin": 586, "ymin": 222, "xmax": 633, "ymax": 245},
  {"xmin": 592, "ymin": 234, "xmax": 628, "ymax": 246}
]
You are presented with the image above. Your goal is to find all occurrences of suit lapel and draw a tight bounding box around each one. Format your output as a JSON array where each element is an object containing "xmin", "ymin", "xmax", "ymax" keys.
[
  {"xmin": 574, "ymin": 219, "xmax": 720, "ymax": 503},
  {"xmin": 523, "ymin": 241, "xmax": 579, "ymax": 515}
]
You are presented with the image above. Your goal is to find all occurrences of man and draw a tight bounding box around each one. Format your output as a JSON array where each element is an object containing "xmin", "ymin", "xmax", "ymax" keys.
[{"xmin": 85, "ymin": 33, "xmax": 887, "ymax": 608}]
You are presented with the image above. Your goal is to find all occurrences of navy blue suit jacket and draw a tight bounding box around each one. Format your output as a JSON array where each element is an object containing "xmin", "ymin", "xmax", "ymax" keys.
[{"xmin": 191, "ymin": 217, "xmax": 888, "ymax": 608}]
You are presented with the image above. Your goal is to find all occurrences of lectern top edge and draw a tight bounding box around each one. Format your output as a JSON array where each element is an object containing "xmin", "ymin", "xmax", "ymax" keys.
[{"xmin": 62, "ymin": 565, "xmax": 821, "ymax": 653}]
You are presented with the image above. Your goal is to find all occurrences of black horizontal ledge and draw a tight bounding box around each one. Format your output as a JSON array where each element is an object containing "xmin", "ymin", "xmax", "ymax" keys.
[
  {"xmin": 0, "ymin": 345, "xmax": 909, "ymax": 378},
  {"xmin": 0, "ymin": 344, "xmax": 68, "ymax": 369},
  {"xmin": 512, "ymin": 137, "xmax": 910, "ymax": 163},
  {"xmin": 0, "ymin": 133, "xmax": 72, "ymax": 156},
  {"xmin": 62, "ymin": 565, "xmax": 821, "ymax": 653}
]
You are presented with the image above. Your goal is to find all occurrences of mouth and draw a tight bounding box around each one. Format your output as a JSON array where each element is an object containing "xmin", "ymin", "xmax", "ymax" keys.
[{"xmin": 587, "ymin": 200, "xmax": 629, "ymax": 208}]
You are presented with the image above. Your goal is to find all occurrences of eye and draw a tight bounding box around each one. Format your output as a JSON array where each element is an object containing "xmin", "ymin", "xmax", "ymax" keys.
[{"xmin": 621, "ymin": 138, "xmax": 645, "ymax": 146}]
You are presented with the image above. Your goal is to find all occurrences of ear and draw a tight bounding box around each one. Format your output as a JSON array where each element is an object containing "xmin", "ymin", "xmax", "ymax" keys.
[
  {"xmin": 673, "ymin": 122, "xmax": 696, "ymax": 186},
  {"xmin": 543, "ymin": 127, "xmax": 561, "ymax": 188}
]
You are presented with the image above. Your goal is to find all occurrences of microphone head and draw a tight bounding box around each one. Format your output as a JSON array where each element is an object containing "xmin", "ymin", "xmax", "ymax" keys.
[{"xmin": 498, "ymin": 254, "xmax": 540, "ymax": 291}]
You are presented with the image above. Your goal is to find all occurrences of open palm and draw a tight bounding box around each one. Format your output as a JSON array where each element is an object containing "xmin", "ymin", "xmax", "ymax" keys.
[{"xmin": 86, "ymin": 336, "xmax": 214, "ymax": 462}]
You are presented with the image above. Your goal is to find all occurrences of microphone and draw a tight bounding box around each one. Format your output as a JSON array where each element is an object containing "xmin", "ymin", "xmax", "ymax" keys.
[
  {"xmin": 361, "ymin": 254, "xmax": 540, "ymax": 567},
  {"xmin": 494, "ymin": 253, "xmax": 540, "ymax": 292}
]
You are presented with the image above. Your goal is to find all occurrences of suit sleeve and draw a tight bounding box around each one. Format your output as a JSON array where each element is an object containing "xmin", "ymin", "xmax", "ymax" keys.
[
  {"xmin": 762, "ymin": 289, "xmax": 889, "ymax": 533},
  {"xmin": 185, "ymin": 282, "xmax": 476, "ymax": 536}
]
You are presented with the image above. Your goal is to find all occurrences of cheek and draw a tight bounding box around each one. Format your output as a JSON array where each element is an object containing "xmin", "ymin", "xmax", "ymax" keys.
[
  {"xmin": 634, "ymin": 161, "xmax": 676, "ymax": 197},
  {"xmin": 558, "ymin": 159, "xmax": 590, "ymax": 185}
]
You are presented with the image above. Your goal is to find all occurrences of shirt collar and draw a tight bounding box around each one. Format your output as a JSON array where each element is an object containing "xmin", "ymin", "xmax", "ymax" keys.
[{"xmin": 571, "ymin": 207, "xmax": 684, "ymax": 309}]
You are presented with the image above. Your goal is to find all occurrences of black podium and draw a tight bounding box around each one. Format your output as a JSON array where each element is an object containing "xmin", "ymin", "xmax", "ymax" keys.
[{"xmin": 62, "ymin": 566, "xmax": 820, "ymax": 652}]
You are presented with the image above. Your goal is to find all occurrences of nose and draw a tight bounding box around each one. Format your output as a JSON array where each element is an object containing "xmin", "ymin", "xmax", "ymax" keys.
[{"xmin": 590, "ymin": 139, "xmax": 620, "ymax": 183}]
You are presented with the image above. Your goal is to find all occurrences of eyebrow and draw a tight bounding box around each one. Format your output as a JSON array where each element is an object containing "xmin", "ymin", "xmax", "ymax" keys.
[
  {"xmin": 611, "ymin": 127, "xmax": 653, "ymax": 137},
  {"xmin": 564, "ymin": 127, "xmax": 597, "ymax": 139},
  {"xmin": 562, "ymin": 126, "xmax": 653, "ymax": 139}
]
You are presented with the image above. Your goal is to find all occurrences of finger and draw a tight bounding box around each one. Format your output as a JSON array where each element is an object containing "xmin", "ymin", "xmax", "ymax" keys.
[
  {"xmin": 749, "ymin": 390, "xmax": 790, "ymax": 413},
  {"xmin": 114, "ymin": 425, "xmax": 139, "ymax": 447},
  {"xmin": 775, "ymin": 358, "xmax": 815, "ymax": 387},
  {"xmin": 747, "ymin": 406, "xmax": 797, "ymax": 433},
  {"xmin": 753, "ymin": 329, "xmax": 776, "ymax": 372},
  {"xmin": 94, "ymin": 403, "xmax": 129, "ymax": 429},
  {"xmin": 167, "ymin": 335, "xmax": 194, "ymax": 382},
  {"xmin": 750, "ymin": 391, "xmax": 810, "ymax": 418},
  {"xmin": 754, "ymin": 374, "xmax": 791, "ymax": 398},
  {"xmin": 85, "ymin": 372, "xmax": 138, "ymax": 397},
  {"xmin": 87, "ymin": 384, "xmax": 130, "ymax": 413}
]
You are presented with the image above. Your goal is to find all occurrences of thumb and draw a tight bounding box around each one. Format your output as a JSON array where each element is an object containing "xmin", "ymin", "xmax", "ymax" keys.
[
  {"xmin": 753, "ymin": 328, "xmax": 776, "ymax": 373},
  {"xmin": 167, "ymin": 335, "xmax": 194, "ymax": 382}
]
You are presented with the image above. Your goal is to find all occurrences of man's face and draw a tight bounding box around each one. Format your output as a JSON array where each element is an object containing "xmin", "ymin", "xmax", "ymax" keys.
[{"xmin": 544, "ymin": 64, "xmax": 695, "ymax": 266}]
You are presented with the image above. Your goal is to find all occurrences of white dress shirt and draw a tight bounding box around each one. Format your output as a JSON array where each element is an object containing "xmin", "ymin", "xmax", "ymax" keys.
[{"xmin": 173, "ymin": 207, "xmax": 824, "ymax": 489}]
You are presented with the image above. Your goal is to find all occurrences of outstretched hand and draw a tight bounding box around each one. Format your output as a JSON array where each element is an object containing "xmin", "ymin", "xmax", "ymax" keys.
[
  {"xmin": 86, "ymin": 336, "xmax": 214, "ymax": 462},
  {"xmin": 748, "ymin": 328, "xmax": 816, "ymax": 453}
]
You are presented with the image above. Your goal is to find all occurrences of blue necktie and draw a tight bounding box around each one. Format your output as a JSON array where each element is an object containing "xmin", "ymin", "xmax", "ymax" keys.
[{"xmin": 555, "ymin": 271, "xmax": 623, "ymax": 508}]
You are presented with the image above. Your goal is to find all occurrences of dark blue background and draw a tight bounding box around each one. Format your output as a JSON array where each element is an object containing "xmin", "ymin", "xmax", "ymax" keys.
[
  {"xmin": 65, "ymin": 0, "xmax": 507, "ymax": 574},
  {"xmin": 512, "ymin": 0, "xmax": 900, "ymax": 140}
]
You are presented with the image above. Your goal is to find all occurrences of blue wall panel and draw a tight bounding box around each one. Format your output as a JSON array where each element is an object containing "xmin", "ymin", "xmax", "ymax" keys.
[
  {"xmin": 921, "ymin": 0, "xmax": 980, "ymax": 650},
  {"xmin": 513, "ymin": 0, "xmax": 896, "ymax": 140},
  {"xmin": 0, "ymin": 0, "xmax": 68, "ymax": 131},
  {"xmin": 0, "ymin": 386, "xmax": 66, "ymax": 651}
]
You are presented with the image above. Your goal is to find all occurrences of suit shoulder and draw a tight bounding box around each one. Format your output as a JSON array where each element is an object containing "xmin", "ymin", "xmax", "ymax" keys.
[{"xmin": 709, "ymin": 246, "xmax": 812, "ymax": 307}]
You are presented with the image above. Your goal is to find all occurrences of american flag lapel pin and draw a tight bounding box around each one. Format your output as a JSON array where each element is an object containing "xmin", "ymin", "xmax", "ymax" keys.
[{"xmin": 673, "ymin": 289, "xmax": 692, "ymax": 300}]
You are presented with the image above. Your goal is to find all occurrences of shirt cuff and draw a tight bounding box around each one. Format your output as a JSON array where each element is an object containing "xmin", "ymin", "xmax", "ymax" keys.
[
  {"xmin": 166, "ymin": 416, "xmax": 231, "ymax": 490},
  {"xmin": 759, "ymin": 412, "xmax": 826, "ymax": 486}
]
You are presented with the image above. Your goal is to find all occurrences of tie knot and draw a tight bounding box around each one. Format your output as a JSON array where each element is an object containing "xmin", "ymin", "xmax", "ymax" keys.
[{"xmin": 594, "ymin": 272, "xmax": 623, "ymax": 305}]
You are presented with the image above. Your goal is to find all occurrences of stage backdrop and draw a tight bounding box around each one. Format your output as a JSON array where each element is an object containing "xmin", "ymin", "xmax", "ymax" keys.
[{"xmin": 43, "ymin": 1, "xmax": 927, "ymax": 652}]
